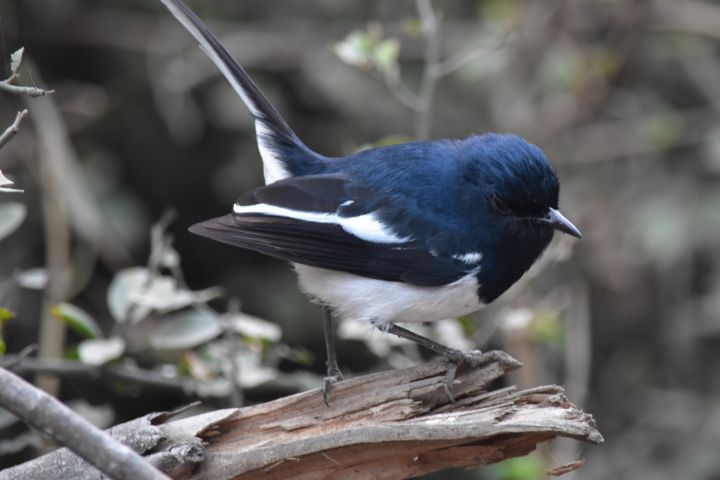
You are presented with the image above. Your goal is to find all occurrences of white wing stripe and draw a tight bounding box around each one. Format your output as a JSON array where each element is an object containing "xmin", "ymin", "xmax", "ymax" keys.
[
  {"xmin": 451, "ymin": 252, "xmax": 483, "ymax": 264},
  {"xmin": 233, "ymin": 203, "xmax": 411, "ymax": 244}
]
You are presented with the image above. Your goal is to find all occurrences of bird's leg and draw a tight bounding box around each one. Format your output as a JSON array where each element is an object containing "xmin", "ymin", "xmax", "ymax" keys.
[
  {"xmin": 380, "ymin": 323, "xmax": 500, "ymax": 402},
  {"xmin": 321, "ymin": 306, "xmax": 343, "ymax": 406}
]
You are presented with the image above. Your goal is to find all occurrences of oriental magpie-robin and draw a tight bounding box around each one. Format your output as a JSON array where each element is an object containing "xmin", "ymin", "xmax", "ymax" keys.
[{"xmin": 159, "ymin": 0, "xmax": 582, "ymax": 404}]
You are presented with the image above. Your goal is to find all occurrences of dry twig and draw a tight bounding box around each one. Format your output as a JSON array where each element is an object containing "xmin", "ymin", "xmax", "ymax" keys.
[
  {"xmin": 0, "ymin": 366, "xmax": 169, "ymax": 479},
  {"xmin": 0, "ymin": 110, "xmax": 29, "ymax": 150}
]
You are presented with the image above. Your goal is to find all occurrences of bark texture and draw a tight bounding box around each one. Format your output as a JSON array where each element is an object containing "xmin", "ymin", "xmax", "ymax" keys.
[{"xmin": 1, "ymin": 351, "xmax": 602, "ymax": 480}]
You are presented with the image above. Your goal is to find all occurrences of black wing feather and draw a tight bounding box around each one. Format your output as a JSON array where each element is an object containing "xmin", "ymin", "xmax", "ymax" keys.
[
  {"xmin": 191, "ymin": 174, "xmax": 475, "ymax": 286},
  {"xmin": 190, "ymin": 214, "xmax": 467, "ymax": 286}
]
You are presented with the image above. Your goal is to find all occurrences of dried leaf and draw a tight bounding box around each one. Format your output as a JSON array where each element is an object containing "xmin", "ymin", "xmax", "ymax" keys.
[
  {"xmin": 107, "ymin": 267, "xmax": 152, "ymax": 323},
  {"xmin": 10, "ymin": 47, "xmax": 24, "ymax": 75},
  {"xmin": 229, "ymin": 313, "xmax": 281, "ymax": 342},
  {"xmin": 16, "ymin": 268, "xmax": 48, "ymax": 290},
  {"xmin": 149, "ymin": 308, "xmax": 223, "ymax": 350},
  {"xmin": 234, "ymin": 349, "xmax": 278, "ymax": 388},
  {"xmin": 0, "ymin": 203, "xmax": 26, "ymax": 240},
  {"xmin": 130, "ymin": 277, "xmax": 223, "ymax": 314},
  {"xmin": 548, "ymin": 459, "xmax": 586, "ymax": 476},
  {"xmin": 78, "ymin": 337, "xmax": 125, "ymax": 366},
  {"xmin": 0, "ymin": 170, "xmax": 23, "ymax": 193}
]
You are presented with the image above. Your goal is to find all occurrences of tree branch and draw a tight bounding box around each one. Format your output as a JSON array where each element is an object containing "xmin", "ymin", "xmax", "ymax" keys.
[
  {"xmin": 0, "ymin": 80, "xmax": 54, "ymax": 97},
  {"xmin": 2, "ymin": 354, "xmax": 320, "ymax": 398},
  {"xmin": 0, "ymin": 367, "xmax": 169, "ymax": 479},
  {"xmin": 3, "ymin": 353, "xmax": 602, "ymax": 479},
  {"xmin": 0, "ymin": 110, "xmax": 29, "ymax": 150}
]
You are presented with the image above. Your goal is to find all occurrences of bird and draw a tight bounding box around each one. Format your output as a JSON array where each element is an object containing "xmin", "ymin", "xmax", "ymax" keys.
[{"xmin": 159, "ymin": 0, "xmax": 582, "ymax": 404}]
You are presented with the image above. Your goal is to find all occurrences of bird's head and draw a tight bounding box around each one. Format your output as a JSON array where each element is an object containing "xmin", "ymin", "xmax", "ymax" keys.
[
  {"xmin": 462, "ymin": 133, "xmax": 581, "ymax": 241},
  {"xmin": 460, "ymin": 133, "xmax": 581, "ymax": 301}
]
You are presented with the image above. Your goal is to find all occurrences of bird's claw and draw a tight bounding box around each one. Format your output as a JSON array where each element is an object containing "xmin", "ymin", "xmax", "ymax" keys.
[
  {"xmin": 322, "ymin": 369, "xmax": 344, "ymax": 407},
  {"xmin": 443, "ymin": 349, "xmax": 502, "ymax": 403}
]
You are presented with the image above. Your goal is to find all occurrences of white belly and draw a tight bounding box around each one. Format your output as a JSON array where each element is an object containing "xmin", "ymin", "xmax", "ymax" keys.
[{"xmin": 294, "ymin": 264, "xmax": 485, "ymax": 325}]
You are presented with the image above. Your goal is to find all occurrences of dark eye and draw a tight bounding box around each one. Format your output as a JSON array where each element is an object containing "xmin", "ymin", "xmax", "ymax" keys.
[{"xmin": 492, "ymin": 195, "xmax": 512, "ymax": 214}]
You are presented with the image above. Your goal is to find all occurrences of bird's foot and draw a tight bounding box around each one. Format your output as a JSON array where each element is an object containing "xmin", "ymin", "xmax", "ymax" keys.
[
  {"xmin": 443, "ymin": 349, "xmax": 506, "ymax": 403},
  {"xmin": 322, "ymin": 368, "xmax": 344, "ymax": 407}
]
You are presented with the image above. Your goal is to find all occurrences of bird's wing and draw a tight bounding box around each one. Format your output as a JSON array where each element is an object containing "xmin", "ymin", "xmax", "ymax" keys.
[
  {"xmin": 190, "ymin": 174, "xmax": 478, "ymax": 286},
  {"xmin": 158, "ymin": 0, "xmax": 317, "ymax": 183}
]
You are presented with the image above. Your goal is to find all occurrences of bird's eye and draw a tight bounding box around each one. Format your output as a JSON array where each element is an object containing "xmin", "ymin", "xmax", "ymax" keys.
[{"xmin": 491, "ymin": 195, "xmax": 512, "ymax": 214}]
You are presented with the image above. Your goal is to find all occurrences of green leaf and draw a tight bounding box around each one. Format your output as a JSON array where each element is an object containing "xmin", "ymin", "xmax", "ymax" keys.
[
  {"xmin": 528, "ymin": 309, "xmax": 565, "ymax": 347},
  {"xmin": 490, "ymin": 455, "xmax": 545, "ymax": 480},
  {"xmin": 0, "ymin": 340, "xmax": 5, "ymax": 355},
  {"xmin": 644, "ymin": 113, "xmax": 682, "ymax": 151},
  {"xmin": 402, "ymin": 18, "xmax": 422, "ymax": 36},
  {"xmin": 0, "ymin": 307, "xmax": 15, "ymax": 324},
  {"xmin": 456, "ymin": 315, "xmax": 476, "ymax": 337},
  {"xmin": 334, "ymin": 30, "xmax": 373, "ymax": 68},
  {"xmin": 283, "ymin": 346, "xmax": 314, "ymax": 366},
  {"xmin": 482, "ymin": 0, "xmax": 521, "ymax": 25},
  {"xmin": 10, "ymin": 47, "xmax": 24, "ymax": 75},
  {"xmin": 334, "ymin": 24, "xmax": 400, "ymax": 77},
  {"xmin": 374, "ymin": 38, "xmax": 400, "ymax": 76},
  {"xmin": 0, "ymin": 203, "xmax": 27, "ymax": 240},
  {"xmin": 51, "ymin": 303, "xmax": 103, "ymax": 339},
  {"xmin": 64, "ymin": 345, "xmax": 80, "ymax": 360}
]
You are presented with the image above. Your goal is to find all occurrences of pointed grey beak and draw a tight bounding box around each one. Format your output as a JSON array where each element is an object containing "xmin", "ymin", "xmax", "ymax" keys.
[{"xmin": 542, "ymin": 208, "xmax": 582, "ymax": 238}]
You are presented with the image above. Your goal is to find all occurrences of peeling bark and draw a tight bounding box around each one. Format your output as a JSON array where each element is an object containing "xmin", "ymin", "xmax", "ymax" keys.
[{"xmin": 1, "ymin": 352, "xmax": 602, "ymax": 480}]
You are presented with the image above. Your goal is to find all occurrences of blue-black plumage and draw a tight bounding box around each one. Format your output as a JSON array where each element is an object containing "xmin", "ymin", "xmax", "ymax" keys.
[{"xmin": 160, "ymin": 0, "xmax": 582, "ymax": 403}]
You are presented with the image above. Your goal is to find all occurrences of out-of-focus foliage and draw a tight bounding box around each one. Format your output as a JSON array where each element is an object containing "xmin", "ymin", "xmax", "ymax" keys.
[
  {"xmin": 0, "ymin": 203, "xmax": 25, "ymax": 241},
  {"xmin": 51, "ymin": 303, "xmax": 102, "ymax": 340},
  {"xmin": 60, "ymin": 217, "xmax": 292, "ymax": 384},
  {"xmin": 0, "ymin": 308, "xmax": 14, "ymax": 355},
  {"xmin": 335, "ymin": 24, "xmax": 401, "ymax": 80},
  {"xmin": 0, "ymin": 170, "xmax": 23, "ymax": 193},
  {"xmin": 488, "ymin": 455, "xmax": 545, "ymax": 480}
]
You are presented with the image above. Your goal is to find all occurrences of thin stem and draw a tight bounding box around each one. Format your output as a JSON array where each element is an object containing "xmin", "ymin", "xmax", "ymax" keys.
[
  {"xmin": 384, "ymin": 74, "xmax": 424, "ymax": 112},
  {"xmin": 31, "ymin": 96, "xmax": 72, "ymax": 396},
  {"xmin": 415, "ymin": 0, "xmax": 442, "ymax": 139},
  {"xmin": 226, "ymin": 298, "xmax": 244, "ymax": 408},
  {"xmin": 0, "ymin": 366, "xmax": 169, "ymax": 479},
  {"xmin": 435, "ymin": 26, "xmax": 514, "ymax": 77},
  {"xmin": 0, "ymin": 78, "xmax": 54, "ymax": 97},
  {"xmin": 0, "ymin": 110, "xmax": 29, "ymax": 150}
]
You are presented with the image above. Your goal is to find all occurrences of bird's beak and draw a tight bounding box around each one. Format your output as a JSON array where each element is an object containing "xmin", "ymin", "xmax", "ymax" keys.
[{"xmin": 542, "ymin": 208, "xmax": 582, "ymax": 238}]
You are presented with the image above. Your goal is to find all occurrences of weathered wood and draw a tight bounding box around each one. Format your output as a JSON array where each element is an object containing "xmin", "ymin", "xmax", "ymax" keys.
[
  {"xmin": 1, "ymin": 351, "xmax": 602, "ymax": 480},
  {"xmin": 0, "ymin": 367, "xmax": 169, "ymax": 480}
]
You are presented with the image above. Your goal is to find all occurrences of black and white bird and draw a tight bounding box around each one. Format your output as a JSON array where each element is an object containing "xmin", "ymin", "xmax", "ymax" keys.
[{"xmin": 159, "ymin": 0, "xmax": 582, "ymax": 403}]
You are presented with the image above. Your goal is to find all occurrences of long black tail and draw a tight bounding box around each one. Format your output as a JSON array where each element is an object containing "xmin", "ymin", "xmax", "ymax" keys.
[{"xmin": 159, "ymin": 0, "xmax": 322, "ymax": 183}]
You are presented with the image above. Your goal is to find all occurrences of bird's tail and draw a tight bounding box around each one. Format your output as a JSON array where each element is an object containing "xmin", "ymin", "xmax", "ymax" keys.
[{"xmin": 159, "ymin": 0, "xmax": 323, "ymax": 184}]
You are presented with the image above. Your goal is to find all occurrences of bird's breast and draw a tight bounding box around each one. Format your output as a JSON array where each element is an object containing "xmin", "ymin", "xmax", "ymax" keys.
[{"xmin": 293, "ymin": 264, "xmax": 485, "ymax": 324}]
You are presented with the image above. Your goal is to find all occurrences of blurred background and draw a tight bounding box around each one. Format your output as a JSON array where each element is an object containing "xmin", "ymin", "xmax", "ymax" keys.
[{"xmin": 1, "ymin": 0, "xmax": 720, "ymax": 478}]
